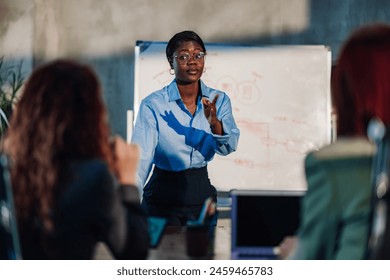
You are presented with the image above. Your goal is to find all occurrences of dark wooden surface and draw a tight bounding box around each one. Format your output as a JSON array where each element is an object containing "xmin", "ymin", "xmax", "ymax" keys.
[{"xmin": 94, "ymin": 219, "xmax": 231, "ymax": 260}]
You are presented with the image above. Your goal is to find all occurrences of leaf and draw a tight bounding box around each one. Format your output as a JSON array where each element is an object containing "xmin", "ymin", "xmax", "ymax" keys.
[{"xmin": 0, "ymin": 57, "xmax": 26, "ymax": 136}]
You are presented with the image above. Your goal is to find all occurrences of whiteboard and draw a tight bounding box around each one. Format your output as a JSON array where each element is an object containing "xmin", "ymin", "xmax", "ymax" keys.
[{"xmin": 134, "ymin": 41, "xmax": 332, "ymax": 192}]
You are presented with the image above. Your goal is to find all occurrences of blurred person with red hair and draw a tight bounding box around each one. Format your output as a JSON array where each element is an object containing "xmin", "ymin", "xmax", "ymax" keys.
[
  {"xmin": 279, "ymin": 23, "xmax": 390, "ymax": 259},
  {"xmin": 3, "ymin": 60, "xmax": 149, "ymax": 259}
]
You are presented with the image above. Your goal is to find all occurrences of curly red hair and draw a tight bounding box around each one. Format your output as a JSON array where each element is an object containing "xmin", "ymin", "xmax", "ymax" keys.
[
  {"xmin": 5, "ymin": 60, "xmax": 113, "ymax": 232},
  {"xmin": 332, "ymin": 23, "xmax": 390, "ymax": 136}
]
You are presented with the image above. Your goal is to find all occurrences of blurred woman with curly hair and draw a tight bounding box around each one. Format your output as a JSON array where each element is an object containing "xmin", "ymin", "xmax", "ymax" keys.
[{"xmin": 4, "ymin": 59, "xmax": 149, "ymax": 259}]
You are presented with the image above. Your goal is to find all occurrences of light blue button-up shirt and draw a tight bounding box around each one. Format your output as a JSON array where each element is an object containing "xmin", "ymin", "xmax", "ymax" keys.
[{"xmin": 131, "ymin": 79, "xmax": 240, "ymax": 189}]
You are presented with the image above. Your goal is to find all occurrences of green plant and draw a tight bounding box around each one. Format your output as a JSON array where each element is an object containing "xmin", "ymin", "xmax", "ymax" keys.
[{"xmin": 0, "ymin": 56, "xmax": 25, "ymax": 136}]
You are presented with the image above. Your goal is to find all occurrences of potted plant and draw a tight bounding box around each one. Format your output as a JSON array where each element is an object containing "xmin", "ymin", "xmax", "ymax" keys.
[{"xmin": 0, "ymin": 56, "xmax": 25, "ymax": 139}]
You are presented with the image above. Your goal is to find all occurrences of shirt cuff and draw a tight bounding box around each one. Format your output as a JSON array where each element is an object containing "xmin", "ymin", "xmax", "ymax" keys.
[{"xmin": 213, "ymin": 133, "xmax": 230, "ymax": 146}]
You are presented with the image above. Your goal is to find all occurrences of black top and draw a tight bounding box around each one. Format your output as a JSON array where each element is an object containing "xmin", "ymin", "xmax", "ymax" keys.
[{"xmin": 19, "ymin": 160, "xmax": 149, "ymax": 260}]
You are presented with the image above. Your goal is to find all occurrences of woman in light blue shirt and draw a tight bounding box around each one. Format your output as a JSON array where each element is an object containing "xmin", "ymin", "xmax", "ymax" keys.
[{"xmin": 131, "ymin": 31, "xmax": 240, "ymax": 225}]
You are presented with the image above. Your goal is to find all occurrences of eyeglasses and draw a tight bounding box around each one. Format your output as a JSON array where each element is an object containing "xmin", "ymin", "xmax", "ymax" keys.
[{"xmin": 173, "ymin": 52, "xmax": 206, "ymax": 64}]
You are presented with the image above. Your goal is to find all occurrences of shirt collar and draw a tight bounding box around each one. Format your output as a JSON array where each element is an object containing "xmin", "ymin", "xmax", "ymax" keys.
[
  {"xmin": 199, "ymin": 80, "xmax": 211, "ymax": 99},
  {"xmin": 167, "ymin": 79, "xmax": 211, "ymax": 102}
]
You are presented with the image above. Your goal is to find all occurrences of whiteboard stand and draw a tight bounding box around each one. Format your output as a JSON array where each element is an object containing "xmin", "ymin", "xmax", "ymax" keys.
[{"xmin": 126, "ymin": 110, "xmax": 134, "ymax": 144}]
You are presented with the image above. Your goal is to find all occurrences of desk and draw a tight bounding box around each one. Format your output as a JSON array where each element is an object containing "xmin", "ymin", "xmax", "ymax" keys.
[{"xmin": 94, "ymin": 219, "xmax": 231, "ymax": 260}]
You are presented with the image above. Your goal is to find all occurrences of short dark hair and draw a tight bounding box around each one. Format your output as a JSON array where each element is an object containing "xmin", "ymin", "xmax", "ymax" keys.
[{"xmin": 166, "ymin": 30, "xmax": 206, "ymax": 64}]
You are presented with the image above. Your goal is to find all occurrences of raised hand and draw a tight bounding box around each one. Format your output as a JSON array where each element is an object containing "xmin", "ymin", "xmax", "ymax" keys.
[
  {"xmin": 110, "ymin": 136, "xmax": 139, "ymax": 185},
  {"xmin": 202, "ymin": 95, "xmax": 219, "ymax": 125},
  {"xmin": 202, "ymin": 95, "xmax": 223, "ymax": 135}
]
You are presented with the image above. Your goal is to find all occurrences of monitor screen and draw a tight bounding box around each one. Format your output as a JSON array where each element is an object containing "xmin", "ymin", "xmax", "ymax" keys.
[{"xmin": 232, "ymin": 190, "xmax": 303, "ymax": 248}]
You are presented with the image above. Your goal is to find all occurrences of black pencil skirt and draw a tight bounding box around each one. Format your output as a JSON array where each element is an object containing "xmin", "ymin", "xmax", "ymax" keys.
[{"xmin": 142, "ymin": 165, "xmax": 217, "ymax": 226}]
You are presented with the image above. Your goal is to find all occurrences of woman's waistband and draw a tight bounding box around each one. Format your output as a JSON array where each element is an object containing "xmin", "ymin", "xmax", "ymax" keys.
[{"xmin": 153, "ymin": 165, "xmax": 208, "ymax": 175}]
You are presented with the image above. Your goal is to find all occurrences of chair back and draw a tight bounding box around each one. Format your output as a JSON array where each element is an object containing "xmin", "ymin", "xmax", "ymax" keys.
[
  {"xmin": 0, "ymin": 154, "xmax": 22, "ymax": 260},
  {"xmin": 367, "ymin": 118, "xmax": 390, "ymax": 259}
]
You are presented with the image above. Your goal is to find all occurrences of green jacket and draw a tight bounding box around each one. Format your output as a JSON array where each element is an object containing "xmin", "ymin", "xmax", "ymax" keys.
[{"xmin": 293, "ymin": 138, "xmax": 374, "ymax": 259}]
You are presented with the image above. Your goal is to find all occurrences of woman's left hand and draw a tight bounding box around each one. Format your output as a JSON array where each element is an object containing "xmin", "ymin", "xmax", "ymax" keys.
[
  {"xmin": 202, "ymin": 95, "xmax": 223, "ymax": 135},
  {"xmin": 202, "ymin": 95, "xmax": 219, "ymax": 125}
]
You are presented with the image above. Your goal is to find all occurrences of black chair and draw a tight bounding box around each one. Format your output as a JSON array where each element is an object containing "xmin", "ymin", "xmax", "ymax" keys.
[
  {"xmin": 0, "ymin": 154, "xmax": 22, "ymax": 260},
  {"xmin": 366, "ymin": 118, "xmax": 390, "ymax": 259}
]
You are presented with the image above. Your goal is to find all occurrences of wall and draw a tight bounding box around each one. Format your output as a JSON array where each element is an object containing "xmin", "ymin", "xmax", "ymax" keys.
[
  {"xmin": 1, "ymin": 0, "xmax": 389, "ymax": 137},
  {"xmin": 0, "ymin": 0, "xmax": 33, "ymax": 87}
]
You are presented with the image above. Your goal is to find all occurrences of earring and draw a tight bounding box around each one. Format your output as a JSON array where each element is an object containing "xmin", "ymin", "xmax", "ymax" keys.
[{"xmin": 169, "ymin": 69, "xmax": 175, "ymax": 75}]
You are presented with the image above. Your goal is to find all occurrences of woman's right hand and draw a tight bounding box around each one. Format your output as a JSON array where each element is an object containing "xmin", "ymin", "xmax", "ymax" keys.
[
  {"xmin": 111, "ymin": 136, "xmax": 140, "ymax": 185},
  {"xmin": 278, "ymin": 236, "xmax": 297, "ymax": 259}
]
